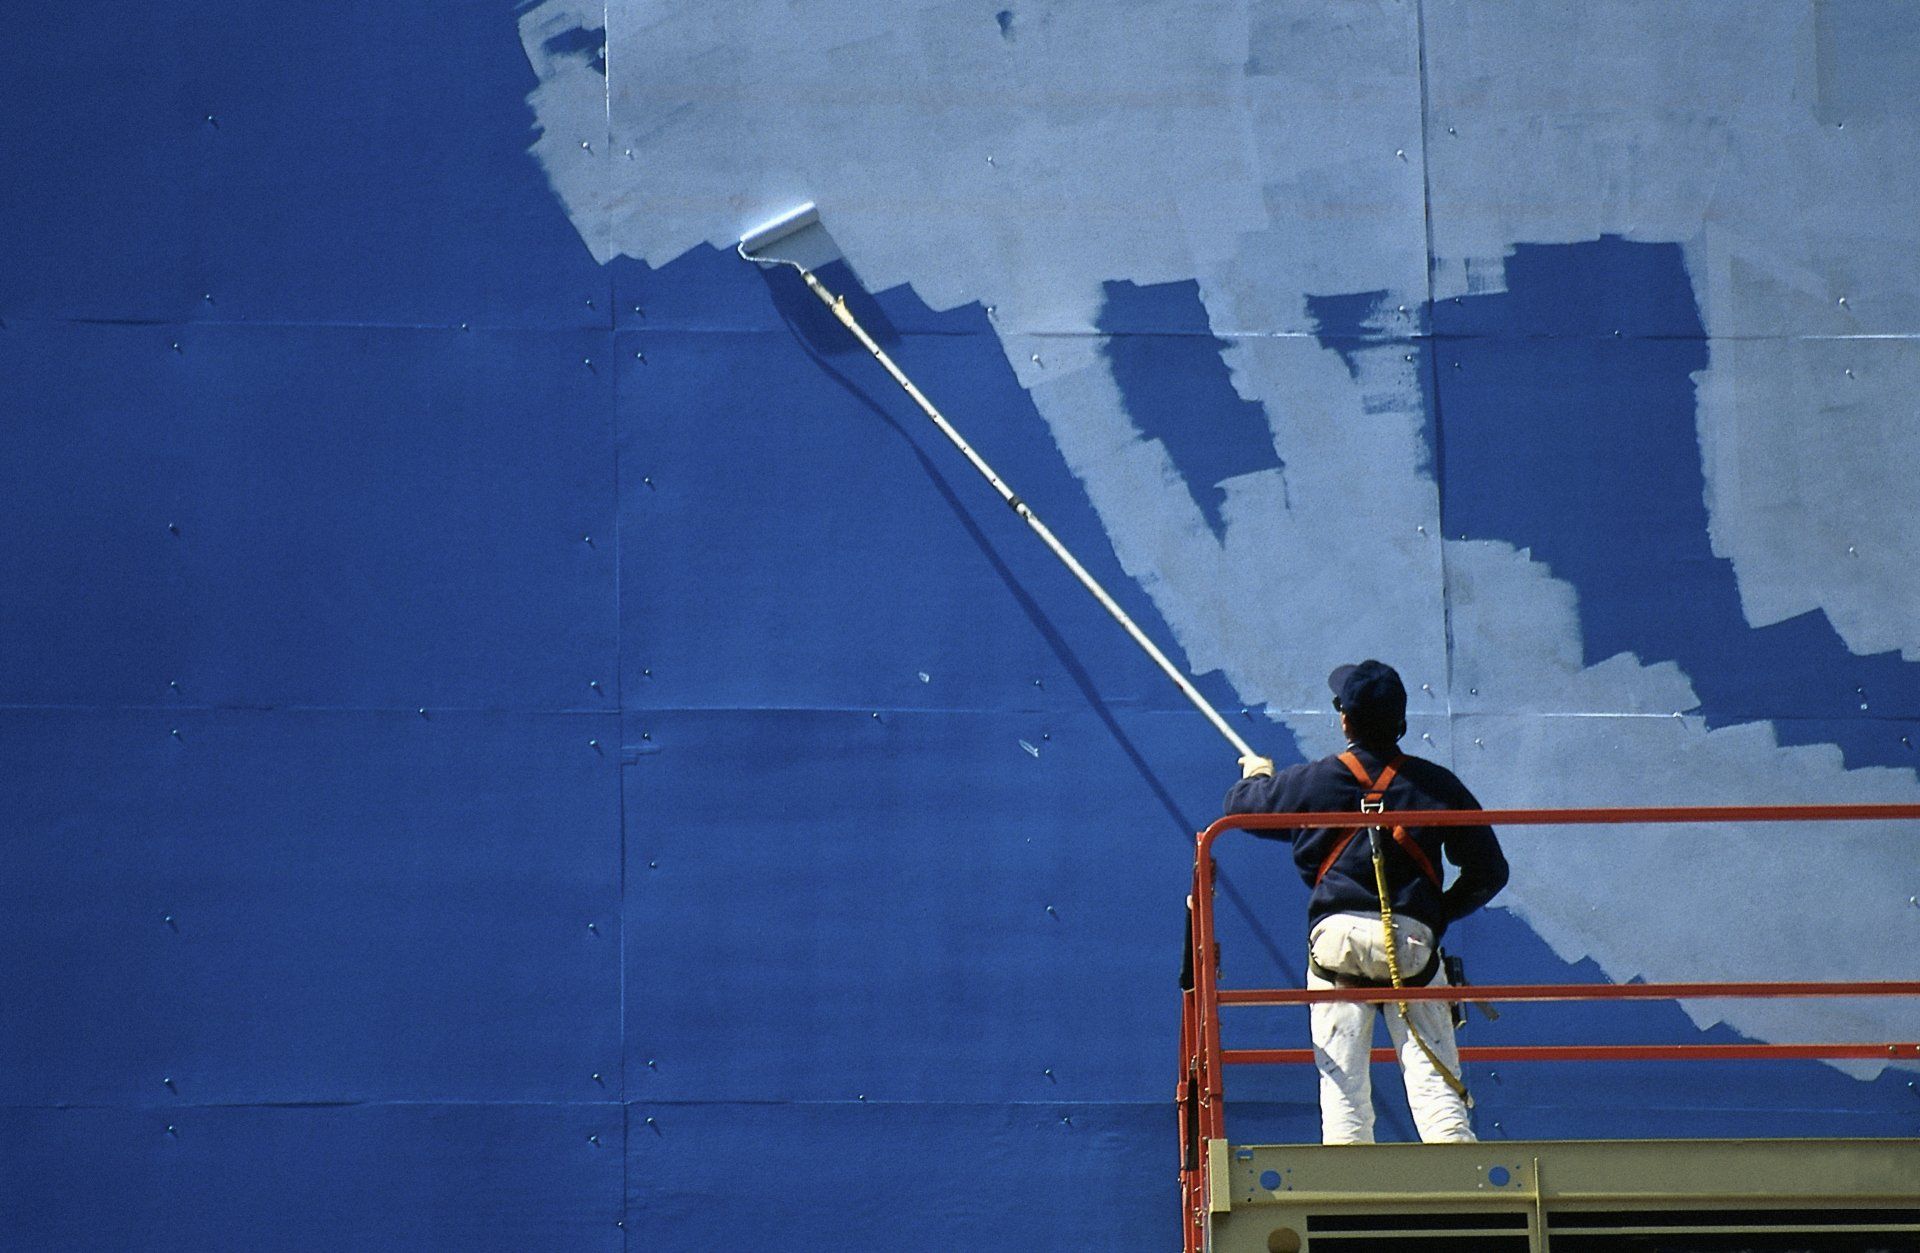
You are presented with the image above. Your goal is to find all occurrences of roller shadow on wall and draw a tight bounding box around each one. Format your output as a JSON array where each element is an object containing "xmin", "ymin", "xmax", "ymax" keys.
[{"xmin": 764, "ymin": 276, "xmax": 1302, "ymax": 991}]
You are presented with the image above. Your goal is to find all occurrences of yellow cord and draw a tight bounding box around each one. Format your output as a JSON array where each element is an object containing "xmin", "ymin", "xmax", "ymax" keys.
[{"xmin": 1369, "ymin": 829, "xmax": 1473, "ymax": 1108}]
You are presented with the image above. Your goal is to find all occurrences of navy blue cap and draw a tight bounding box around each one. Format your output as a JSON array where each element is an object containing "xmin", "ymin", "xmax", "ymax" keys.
[{"xmin": 1329, "ymin": 660, "xmax": 1407, "ymax": 726}]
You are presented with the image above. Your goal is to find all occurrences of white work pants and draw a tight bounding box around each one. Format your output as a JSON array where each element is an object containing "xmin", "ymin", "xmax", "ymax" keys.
[{"xmin": 1308, "ymin": 911, "xmax": 1475, "ymax": 1145}]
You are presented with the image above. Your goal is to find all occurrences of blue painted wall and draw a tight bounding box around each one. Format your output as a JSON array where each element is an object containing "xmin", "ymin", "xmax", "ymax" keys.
[{"xmin": 5, "ymin": 2, "xmax": 1918, "ymax": 1249}]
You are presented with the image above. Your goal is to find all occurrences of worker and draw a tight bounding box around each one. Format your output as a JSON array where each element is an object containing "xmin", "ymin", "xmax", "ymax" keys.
[{"xmin": 1226, "ymin": 660, "xmax": 1508, "ymax": 1145}]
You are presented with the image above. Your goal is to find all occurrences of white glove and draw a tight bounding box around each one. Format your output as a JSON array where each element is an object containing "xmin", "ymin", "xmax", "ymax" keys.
[{"xmin": 1238, "ymin": 754, "xmax": 1275, "ymax": 779}]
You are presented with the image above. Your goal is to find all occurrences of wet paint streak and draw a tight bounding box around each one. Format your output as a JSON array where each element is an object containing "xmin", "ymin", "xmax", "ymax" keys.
[
  {"xmin": 1098, "ymin": 279, "xmax": 1282, "ymax": 539},
  {"xmin": 541, "ymin": 24, "xmax": 606, "ymax": 76},
  {"xmin": 1423, "ymin": 237, "xmax": 1920, "ymax": 767},
  {"xmin": 1306, "ymin": 288, "xmax": 1440, "ymax": 480}
]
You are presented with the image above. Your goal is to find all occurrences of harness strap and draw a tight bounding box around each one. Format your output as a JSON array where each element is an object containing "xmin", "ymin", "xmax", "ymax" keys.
[
  {"xmin": 1317, "ymin": 753, "xmax": 1412, "ymax": 886},
  {"xmin": 1313, "ymin": 830, "xmax": 1362, "ymax": 886},
  {"xmin": 1390, "ymin": 827, "xmax": 1444, "ymax": 889},
  {"xmin": 1317, "ymin": 751, "xmax": 1442, "ymax": 889},
  {"xmin": 1336, "ymin": 750, "xmax": 1401, "ymax": 796}
]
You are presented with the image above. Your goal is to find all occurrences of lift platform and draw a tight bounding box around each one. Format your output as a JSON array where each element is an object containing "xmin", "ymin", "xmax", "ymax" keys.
[
  {"xmin": 1180, "ymin": 802, "xmax": 1920, "ymax": 1253},
  {"xmin": 1207, "ymin": 1137, "xmax": 1920, "ymax": 1252}
]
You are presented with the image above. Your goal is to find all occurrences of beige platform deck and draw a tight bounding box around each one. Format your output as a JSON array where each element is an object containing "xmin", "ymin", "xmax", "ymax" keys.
[{"xmin": 1205, "ymin": 1136, "xmax": 1920, "ymax": 1252}]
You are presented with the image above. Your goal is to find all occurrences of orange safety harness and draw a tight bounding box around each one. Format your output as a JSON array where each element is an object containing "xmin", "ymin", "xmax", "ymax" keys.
[{"xmin": 1314, "ymin": 752, "xmax": 1443, "ymax": 890}]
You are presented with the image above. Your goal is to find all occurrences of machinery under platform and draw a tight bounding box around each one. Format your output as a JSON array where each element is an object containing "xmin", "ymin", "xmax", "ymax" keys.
[{"xmin": 1203, "ymin": 1136, "xmax": 1920, "ymax": 1252}]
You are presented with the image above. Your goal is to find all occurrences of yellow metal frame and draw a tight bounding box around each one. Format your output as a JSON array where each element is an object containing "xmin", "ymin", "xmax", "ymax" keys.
[{"xmin": 1206, "ymin": 1137, "xmax": 1920, "ymax": 1252}]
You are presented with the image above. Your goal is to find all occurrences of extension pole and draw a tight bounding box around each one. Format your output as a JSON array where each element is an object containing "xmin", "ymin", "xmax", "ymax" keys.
[{"xmin": 792, "ymin": 267, "xmax": 1256, "ymax": 760}]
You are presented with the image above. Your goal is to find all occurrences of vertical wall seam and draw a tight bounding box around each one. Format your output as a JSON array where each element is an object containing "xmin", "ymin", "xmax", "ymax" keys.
[
  {"xmin": 603, "ymin": 5, "xmax": 629, "ymax": 1242},
  {"xmin": 1412, "ymin": 0, "xmax": 1461, "ymax": 748}
]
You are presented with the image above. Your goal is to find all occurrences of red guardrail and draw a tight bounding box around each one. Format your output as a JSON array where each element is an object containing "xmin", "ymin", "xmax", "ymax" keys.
[{"xmin": 1177, "ymin": 802, "xmax": 1920, "ymax": 1253}]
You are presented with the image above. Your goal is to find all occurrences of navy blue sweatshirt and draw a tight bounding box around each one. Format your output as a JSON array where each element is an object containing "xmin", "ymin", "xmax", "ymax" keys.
[{"xmin": 1223, "ymin": 744, "xmax": 1508, "ymax": 939}]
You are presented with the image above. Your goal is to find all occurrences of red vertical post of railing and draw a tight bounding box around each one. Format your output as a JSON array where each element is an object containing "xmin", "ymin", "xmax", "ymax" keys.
[
  {"xmin": 1178, "ymin": 963, "xmax": 1200, "ymax": 1253},
  {"xmin": 1186, "ymin": 828, "xmax": 1225, "ymax": 1253},
  {"xmin": 1194, "ymin": 832, "xmax": 1226, "ymax": 1141},
  {"xmin": 1182, "ymin": 857, "xmax": 1205, "ymax": 1253}
]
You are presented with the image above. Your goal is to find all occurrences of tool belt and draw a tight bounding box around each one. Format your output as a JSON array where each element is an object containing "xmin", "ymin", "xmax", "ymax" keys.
[
  {"xmin": 1308, "ymin": 947, "xmax": 1441, "ymax": 991},
  {"xmin": 1308, "ymin": 947, "xmax": 1499, "ymax": 1029}
]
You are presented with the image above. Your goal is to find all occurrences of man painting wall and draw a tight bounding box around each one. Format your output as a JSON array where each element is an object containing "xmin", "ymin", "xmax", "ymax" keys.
[{"xmin": 1227, "ymin": 661, "xmax": 1509, "ymax": 1144}]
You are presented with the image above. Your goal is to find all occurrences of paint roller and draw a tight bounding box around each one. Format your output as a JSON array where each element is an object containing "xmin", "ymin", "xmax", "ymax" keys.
[{"xmin": 738, "ymin": 203, "xmax": 1258, "ymax": 761}]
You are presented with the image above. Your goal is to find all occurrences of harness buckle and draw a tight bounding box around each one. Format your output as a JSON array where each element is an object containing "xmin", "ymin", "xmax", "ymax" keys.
[{"xmin": 1359, "ymin": 797, "xmax": 1385, "ymax": 814}]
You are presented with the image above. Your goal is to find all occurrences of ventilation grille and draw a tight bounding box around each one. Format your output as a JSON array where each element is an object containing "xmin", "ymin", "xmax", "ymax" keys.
[
  {"xmin": 1301, "ymin": 1207, "xmax": 1920, "ymax": 1251},
  {"xmin": 1307, "ymin": 1210, "xmax": 1529, "ymax": 1250},
  {"xmin": 1550, "ymin": 1206, "xmax": 1920, "ymax": 1252}
]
